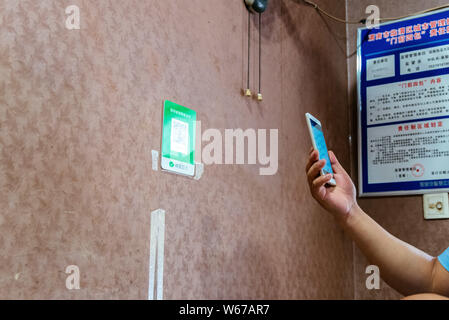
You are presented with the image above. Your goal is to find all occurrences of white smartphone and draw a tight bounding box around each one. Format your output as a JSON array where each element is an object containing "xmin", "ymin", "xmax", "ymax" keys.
[{"xmin": 305, "ymin": 113, "xmax": 337, "ymax": 186}]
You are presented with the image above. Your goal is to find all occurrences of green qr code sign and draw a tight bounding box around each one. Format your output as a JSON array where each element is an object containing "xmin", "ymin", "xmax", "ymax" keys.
[{"xmin": 161, "ymin": 100, "xmax": 196, "ymax": 176}]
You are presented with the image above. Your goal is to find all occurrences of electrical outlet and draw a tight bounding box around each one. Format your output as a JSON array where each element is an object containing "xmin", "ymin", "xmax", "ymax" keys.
[{"xmin": 423, "ymin": 193, "xmax": 449, "ymax": 220}]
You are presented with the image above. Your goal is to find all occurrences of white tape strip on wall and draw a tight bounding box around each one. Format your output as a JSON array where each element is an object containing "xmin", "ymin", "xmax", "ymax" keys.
[{"xmin": 148, "ymin": 209, "xmax": 165, "ymax": 300}]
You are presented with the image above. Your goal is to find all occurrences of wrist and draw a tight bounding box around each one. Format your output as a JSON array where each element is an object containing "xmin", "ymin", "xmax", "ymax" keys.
[{"xmin": 337, "ymin": 202, "xmax": 362, "ymax": 230}]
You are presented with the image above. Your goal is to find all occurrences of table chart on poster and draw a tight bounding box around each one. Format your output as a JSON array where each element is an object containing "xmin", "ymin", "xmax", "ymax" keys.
[{"xmin": 358, "ymin": 8, "xmax": 449, "ymax": 196}]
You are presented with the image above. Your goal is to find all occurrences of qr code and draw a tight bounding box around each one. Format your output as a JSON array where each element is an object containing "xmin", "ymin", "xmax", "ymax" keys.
[{"xmin": 170, "ymin": 118, "xmax": 189, "ymax": 155}]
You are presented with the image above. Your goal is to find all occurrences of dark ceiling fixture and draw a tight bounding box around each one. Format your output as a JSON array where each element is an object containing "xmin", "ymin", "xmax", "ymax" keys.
[{"xmin": 244, "ymin": 0, "xmax": 269, "ymax": 14}]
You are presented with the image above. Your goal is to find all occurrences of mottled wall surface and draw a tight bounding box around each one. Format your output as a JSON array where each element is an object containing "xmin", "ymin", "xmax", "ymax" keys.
[
  {"xmin": 346, "ymin": 0, "xmax": 449, "ymax": 300},
  {"xmin": 0, "ymin": 0, "xmax": 353, "ymax": 299}
]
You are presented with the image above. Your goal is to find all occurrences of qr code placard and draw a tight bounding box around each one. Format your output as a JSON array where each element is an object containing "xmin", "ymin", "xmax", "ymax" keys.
[{"xmin": 170, "ymin": 118, "xmax": 189, "ymax": 155}]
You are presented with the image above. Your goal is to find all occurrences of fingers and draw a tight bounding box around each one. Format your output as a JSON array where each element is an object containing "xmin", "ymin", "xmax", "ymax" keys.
[
  {"xmin": 307, "ymin": 158, "xmax": 326, "ymax": 185},
  {"xmin": 305, "ymin": 149, "xmax": 319, "ymax": 174},
  {"xmin": 328, "ymin": 150, "xmax": 346, "ymax": 175},
  {"xmin": 312, "ymin": 174, "xmax": 333, "ymax": 193}
]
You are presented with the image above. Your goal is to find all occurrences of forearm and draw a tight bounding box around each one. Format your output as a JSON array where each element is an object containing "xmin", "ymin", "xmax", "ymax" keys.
[{"xmin": 341, "ymin": 204, "xmax": 436, "ymax": 296}]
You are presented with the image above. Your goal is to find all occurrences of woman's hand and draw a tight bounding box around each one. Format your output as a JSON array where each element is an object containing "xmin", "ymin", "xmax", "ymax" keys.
[{"xmin": 305, "ymin": 148, "xmax": 358, "ymax": 224}]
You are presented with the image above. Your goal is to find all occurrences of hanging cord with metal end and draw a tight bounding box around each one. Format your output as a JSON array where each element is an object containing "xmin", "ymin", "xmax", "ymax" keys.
[
  {"xmin": 244, "ymin": 10, "xmax": 252, "ymax": 97},
  {"xmin": 257, "ymin": 12, "xmax": 263, "ymax": 101}
]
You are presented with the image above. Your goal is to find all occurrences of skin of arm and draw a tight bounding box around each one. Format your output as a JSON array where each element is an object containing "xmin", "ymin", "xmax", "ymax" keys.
[{"xmin": 305, "ymin": 148, "xmax": 449, "ymax": 298}]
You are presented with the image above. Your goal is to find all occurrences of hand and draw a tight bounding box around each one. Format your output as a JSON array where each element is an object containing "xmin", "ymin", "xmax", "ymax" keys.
[{"xmin": 305, "ymin": 148, "xmax": 358, "ymax": 224}]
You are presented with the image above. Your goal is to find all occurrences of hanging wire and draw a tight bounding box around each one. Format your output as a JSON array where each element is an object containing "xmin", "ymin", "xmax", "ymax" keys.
[
  {"xmin": 247, "ymin": 10, "xmax": 251, "ymax": 91},
  {"xmin": 303, "ymin": 0, "xmax": 449, "ymax": 24},
  {"xmin": 259, "ymin": 12, "xmax": 262, "ymax": 95},
  {"xmin": 303, "ymin": 0, "xmax": 362, "ymax": 24}
]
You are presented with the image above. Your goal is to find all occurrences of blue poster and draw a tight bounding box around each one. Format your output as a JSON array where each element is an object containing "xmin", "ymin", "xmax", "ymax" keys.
[{"xmin": 358, "ymin": 8, "xmax": 449, "ymax": 196}]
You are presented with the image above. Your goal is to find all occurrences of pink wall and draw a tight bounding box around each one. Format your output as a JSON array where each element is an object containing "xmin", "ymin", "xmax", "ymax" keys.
[{"xmin": 0, "ymin": 0, "xmax": 353, "ymax": 299}]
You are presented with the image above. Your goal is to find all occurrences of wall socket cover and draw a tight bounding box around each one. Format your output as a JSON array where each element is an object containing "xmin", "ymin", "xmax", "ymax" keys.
[{"xmin": 423, "ymin": 193, "xmax": 449, "ymax": 220}]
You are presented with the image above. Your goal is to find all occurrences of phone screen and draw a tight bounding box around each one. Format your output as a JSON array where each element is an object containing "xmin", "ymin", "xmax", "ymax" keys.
[{"xmin": 310, "ymin": 119, "xmax": 334, "ymax": 176}]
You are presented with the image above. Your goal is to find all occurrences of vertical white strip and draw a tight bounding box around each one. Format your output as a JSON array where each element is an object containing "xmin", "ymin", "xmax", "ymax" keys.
[
  {"xmin": 151, "ymin": 150, "xmax": 159, "ymax": 171},
  {"xmin": 148, "ymin": 209, "xmax": 165, "ymax": 300},
  {"xmin": 345, "ymin": 0, "xmax": 354, "ymax": 179},
  {"xmin": 345, "ymin": 0, "xmax": 357, "ymax": 300},
  {"xmin": 148, "ymin": 209, "xmax": 159, "ymax": 300},
  {"xmin": 156, "ymin": 210, "xmax": 165, "ymax": 300}
]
